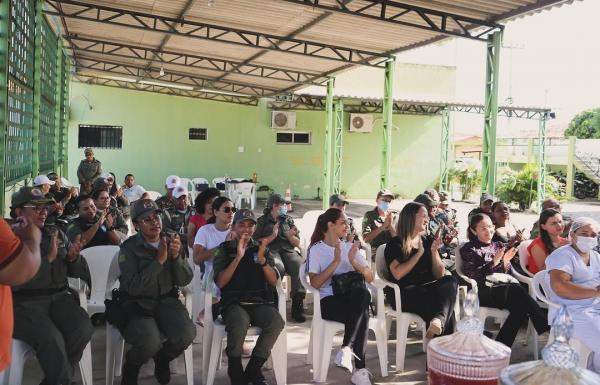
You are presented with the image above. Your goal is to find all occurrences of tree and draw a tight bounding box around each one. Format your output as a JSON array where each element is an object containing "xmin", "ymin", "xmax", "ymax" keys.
[{"xmin": 564, "ymin": 108, "xmax": 600, "ymax": 139}]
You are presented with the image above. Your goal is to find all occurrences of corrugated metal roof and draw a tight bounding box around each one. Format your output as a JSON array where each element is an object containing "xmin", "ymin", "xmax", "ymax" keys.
[{"xmin": 45, "ymin": 0, "xmax": 577, "ymax": 101}]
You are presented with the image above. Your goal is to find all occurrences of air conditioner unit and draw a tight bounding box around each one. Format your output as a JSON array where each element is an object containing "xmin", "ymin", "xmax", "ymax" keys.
[
  {"xmin": 349, "ymin": 113, "xmax": 373, "ymax": 133},
  {"xmin": 271, "ymin": 111, "xmax": 296, "ymax": 129}
]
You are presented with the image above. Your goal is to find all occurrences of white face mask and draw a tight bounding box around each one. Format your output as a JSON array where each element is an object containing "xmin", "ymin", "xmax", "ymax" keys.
[{"xmin": 574, "ymin": 235, "xmax": 598, "ymax": 253}]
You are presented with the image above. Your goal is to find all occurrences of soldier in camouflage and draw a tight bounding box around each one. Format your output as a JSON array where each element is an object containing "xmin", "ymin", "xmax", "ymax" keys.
[
  {"xmin": 118, "ymin": 199, "xmax": 195, "ymax": 385},
  {"xmin": 254, "ymin": 194, "xmax": 305, "ymax": 323},
  {"xmin": 76, "ymin": 148, "xmax": 101, "ymax": 192},
  {"xmin": 155, "ymin": 175, "xmax": 181, "ymax": 211}
]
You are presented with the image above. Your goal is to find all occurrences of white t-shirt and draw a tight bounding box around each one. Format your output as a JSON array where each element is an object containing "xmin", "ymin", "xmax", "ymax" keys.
[
  {"xmin": 545, "ymin": 244, "xmax": 600, "ymax": 307},
  {"xmin": 193, "ymin": 223, "xmax": 230, "ymax": 271},
  {"xmin": 123, "ymin": 185, "xmax": 146, "ymax": 202},
  {"xmin": 307, "ymin": 240, "xmax": 369, "ymax": 299}
]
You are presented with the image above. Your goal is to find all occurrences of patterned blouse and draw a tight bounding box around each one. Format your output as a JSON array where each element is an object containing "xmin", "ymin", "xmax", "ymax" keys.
[{"xmin": 460, "ymin": 239, "xmax": 508, "ymax": 287}]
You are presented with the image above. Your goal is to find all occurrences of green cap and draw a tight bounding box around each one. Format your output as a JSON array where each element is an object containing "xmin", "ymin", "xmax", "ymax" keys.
[
  {"xmin": 131, "ymin": 199, "xmax": 162, "ymax": 221},
  {"xmin": 11, "ymin": 186, "xmax": 53, "ymax": 209}
]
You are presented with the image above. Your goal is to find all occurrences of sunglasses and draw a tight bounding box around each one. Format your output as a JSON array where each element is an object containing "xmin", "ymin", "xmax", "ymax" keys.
[
  {"xmin": 221, "ymin": 206, "xmax": 237, "ymax": 214},
  {"xmin": 140, "ymin": 214, "xmax": 161, "ymax": 225},
  {"xmin": 22, "ymin": 205, "xmax": 50, "ymax": 213}
]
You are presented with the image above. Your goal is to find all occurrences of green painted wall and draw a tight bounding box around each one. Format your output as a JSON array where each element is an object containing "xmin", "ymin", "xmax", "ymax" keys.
[{"xmin": 68, "ymin": 83, "xmax": 442, "ymax": 200}]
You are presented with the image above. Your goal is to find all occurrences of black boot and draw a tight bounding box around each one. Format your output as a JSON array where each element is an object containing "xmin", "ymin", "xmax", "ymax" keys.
[
  {"xmin": 244, "ymin": 356, "xmax": 269, "ymax": 385},
  {"xmin": 121, "ymin": 362, "xmax": 141, "ymax": 385},
  {"xmin": 291, "ymin": 293, "xmax": 306, "ymax": 323},
  {"xmin": 227, "ymin": 356, "xmax": 247, "ymax": 385},
  {"xmin": 153, "ymin": 351, "xmax": 171, "ymax": 385}
]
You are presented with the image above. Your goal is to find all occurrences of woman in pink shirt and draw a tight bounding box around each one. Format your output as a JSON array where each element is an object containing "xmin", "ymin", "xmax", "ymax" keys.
[{"xmin": 187, "ymin": 187, "xmax": 221, "ymax": 247}]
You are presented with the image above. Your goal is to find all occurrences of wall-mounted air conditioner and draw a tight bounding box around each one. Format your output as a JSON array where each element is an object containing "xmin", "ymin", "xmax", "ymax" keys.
[
  {"xmin": 349, "ymin": 113, "xmax": 373, "ymax": 133},
  {"xmin": 271, "ymin": 111, "xmax": 296, "ymax": 129}
]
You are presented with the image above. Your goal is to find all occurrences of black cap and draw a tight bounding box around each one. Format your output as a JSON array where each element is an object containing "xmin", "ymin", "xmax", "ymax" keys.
[
  {"xmin": 414, "ymin": 193, "xmax": 438, "ymax": 207},
  {"xmin": 233, "ymin": 208, "xmax": 257, "ymax": 224},
  {"xmin": 329, "ymin": 194, "xmax": 348, "ymax": 206},
  {"xmin": 11, "ymin": 186, "xmax": 53, "ymax": 208},
  {"xmin": 131, "ymin": 199, "xmax": 162, "ymax": 221},
  {"xmin": 266, "ymin": 194, "xmax": 285, "ymax": 208}
]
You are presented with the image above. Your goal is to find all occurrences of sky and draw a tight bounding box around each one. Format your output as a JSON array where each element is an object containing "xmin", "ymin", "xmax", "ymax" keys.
[{"xmin": 394, "ymin": 0, "xmax": 600, "ymax": 137}]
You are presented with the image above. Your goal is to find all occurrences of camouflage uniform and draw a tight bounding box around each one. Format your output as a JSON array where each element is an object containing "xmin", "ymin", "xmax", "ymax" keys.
[
  {"xmin": 12, "ymin": 227, "xmax": 93, "ymax": 385},
  {"xmin": 163, "ymin": 206, "xmax": 194, "ymax": 259},
  {"xmin": 254, "ymin": 213, "xmax": 305, "ymax": 296},
  {"xmin": 362, "ymin": 207, "xmax": 397, "ymax": 258},
  {"xmin": 118, "ymin": 233, "xmax": 195, "ymax": 368},
  {"xmin": 76, "ymin": 158, "xmax": 101, "ymax": 185}
]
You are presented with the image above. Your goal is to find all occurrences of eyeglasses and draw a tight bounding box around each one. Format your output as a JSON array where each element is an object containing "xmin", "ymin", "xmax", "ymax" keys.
[
  {"xmin": 22, "ymin": 205, "xmax": 50, "ymax": 213},
  {"xmin": 221, "ymin": 206, "xmax": 237, "ymax": 214},
  {"xmin": 140, "ymin": 214, "xmax": 161, "ymax": 225}
]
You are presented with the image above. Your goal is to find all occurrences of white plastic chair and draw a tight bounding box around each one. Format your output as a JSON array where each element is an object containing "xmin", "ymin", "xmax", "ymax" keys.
[
  {"xmin": 60, "ymin": 176, "xmax": 74, "ymax": 188},
  {"xmin": 146, "ymin": 190, "xmax": 162, "ymax": 201},
  {"xmin": 191, "ymin": 177, "xmax": 210, "ymax": 200},
  {"xmin": 80, "ymin": 245, "xmax": 121, "ymax": 317},
  {"xmin": 104, "ymin": 252, "xmax": 194, "ymax": 385},
  {"xmin": 0, "ymin": 289, "xmax": 93, "ymax": 385},
  {"xmin": 232, "ymin": 182, "xmax": 256, "ymax": 210},
  {"xmin": 454, "ymin": 243, "xmax": 510, "ymax": 335},
  {"xmin": 212, "ymin": 177, "xmax": 227, "ymax": 194},
  {"xmin": 532, "ymin": 270, "xmax": 592, "ymax": 367},
  {"xmin": 508, "ymin": 239, "xmax": 541, "ymax": 359},
  {"xmin": 299, "ymin": 263, "xmax": 388, "ymax": 382},
  {"xmin": 202, "ymin": 280, "xmax": 287, "ymax": 385},
  {"xmin": 179, "ymin": 178, "xmax": 194, "ymax": 200},
  {"xmin": 373, "ymin": 245, "xmax": 426, "ymax": 373}
]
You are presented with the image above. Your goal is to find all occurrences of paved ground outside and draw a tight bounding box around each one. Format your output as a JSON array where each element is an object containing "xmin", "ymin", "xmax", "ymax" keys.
[{"xmin": 19, "ymin": 197, "xmax": 600, "ymax": 384}]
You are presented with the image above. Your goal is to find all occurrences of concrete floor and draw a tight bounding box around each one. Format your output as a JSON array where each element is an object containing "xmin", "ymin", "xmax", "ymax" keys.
[{"xmin": 18, "ymin": 197, "xmax": 600, "ymax": 385}]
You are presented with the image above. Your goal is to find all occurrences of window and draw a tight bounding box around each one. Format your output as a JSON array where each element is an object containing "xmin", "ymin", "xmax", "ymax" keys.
[
  {"xmin": 276, "ymin": 131, "xmax": 311, "ymax": 145},
  {"xmin": 78, "ymin": 125, "xmax": 123, "ymax": 149},
  {"xmin": 189, "ymin": 128, "xmax": 208, "ymax": 140}
]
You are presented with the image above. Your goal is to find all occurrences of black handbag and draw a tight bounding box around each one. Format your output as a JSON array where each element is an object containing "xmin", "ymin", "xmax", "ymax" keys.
[{"xmin": 331, "ymin": 270, "xmax": 366, "ymax": 297}]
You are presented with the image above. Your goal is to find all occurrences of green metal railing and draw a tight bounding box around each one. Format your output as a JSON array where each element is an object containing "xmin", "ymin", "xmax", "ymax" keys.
[{"xmin": 1, "ymin": 0, "xmax": 70, "ymax": 214}]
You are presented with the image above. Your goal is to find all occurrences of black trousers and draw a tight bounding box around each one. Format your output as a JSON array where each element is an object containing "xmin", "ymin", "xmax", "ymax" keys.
[
  {"xmin": 478, "ymin": 283, "xmax": 549, "ymax": 347},
  {"xmin": 320, "ymin": 287, "xmax": 371, "ymax": 369},
  {"xmin": 385, "ymin": 275, "xmax": 458, "ymax": 335}
]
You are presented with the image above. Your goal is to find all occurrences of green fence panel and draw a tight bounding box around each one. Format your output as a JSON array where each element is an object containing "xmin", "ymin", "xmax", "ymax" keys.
[
  {"xmin": 38, "ymin": 17, "xmax": 57, "ymax": 173},
  {"xmin": 58, "ymin": 51, "xmax": 68, "ymax": 168},
  {"xmin": 6, "ymin": 0, "xmax": 35, "ymax": 183}
]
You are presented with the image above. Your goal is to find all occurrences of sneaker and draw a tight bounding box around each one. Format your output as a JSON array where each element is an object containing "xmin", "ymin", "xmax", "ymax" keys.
[
  {"xmin": 335, "ymin": 346, "xmax": 355, "ymax": 373},
  {"xmin": 351, "ymin": 368, "xmax": 373, "ymax": 385},
  {"xmin": 426, "ymin": 317, "xmax": 443, "ymax": 339}
]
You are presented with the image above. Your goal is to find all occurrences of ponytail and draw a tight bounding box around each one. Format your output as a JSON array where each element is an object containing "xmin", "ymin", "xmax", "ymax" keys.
[{"xmin": 309, "ymin": 208, "xmax": 342, "ymax": 246}]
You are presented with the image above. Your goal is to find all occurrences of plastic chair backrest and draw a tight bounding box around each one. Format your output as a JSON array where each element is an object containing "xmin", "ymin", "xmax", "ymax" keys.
[
  {"xmin": 374, "ymin": 244, "xmax": 388, "ymax": 281},
  {"xmin": 234, "ymin": 182, "xmax": 254, "ymax": 195},
  {"xmin": 192, "ymin": 178, "xmax": 210, "ymax": 192},
  {"xmin": 61, "ymin": 177, "xmax": 74, "ymax": 187},
  {"xmin": 212, "ymin": 177, "xmax": 227, "ymax": 191},
  {"xmin": 179, "ymin": 177, "xmax": 193, "ymax": 192},
  {"xmin": 299, "ymin": 263, "xmax": 322, "ymax": 321},
  {"xmin": 532, "ymin": 270, "xmax": 560, "ymax": 322},
  {"xmin": 518, "ymin": 239, "xmax": 534, "ymax": 276},
  {"xmin": 146, "ymin": 191, "xmax": 162, "ymax": 201},
  {"xmin": 80, "ymin": 246, "xmax": 120, "ymax": 303}
]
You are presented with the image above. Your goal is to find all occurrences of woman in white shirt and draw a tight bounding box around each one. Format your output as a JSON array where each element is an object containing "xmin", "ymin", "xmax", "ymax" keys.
[
  {"xmin": 546, "ymin": 216, "xmax": 600, "ymax": 373},
  {"xmin": 193, "ymin": 196, "xmax": 234, "ymax": 298},
  {"xmin": 307, "ymin": 208, "xmax": 374, "ymax": 385}
]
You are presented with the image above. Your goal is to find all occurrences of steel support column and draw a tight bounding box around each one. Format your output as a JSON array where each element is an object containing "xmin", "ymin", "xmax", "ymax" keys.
[
  {"xmin": 536, "ymin": 113, "xmax": 547, "ymax": 211},
  {"xmin": 32, "ymin": 0, "xmax": 44, "ymax": 177},
  {"xmin": 0, "ymin": 0, "xmax": 10, "ymax": 214},
  {"xmin": 332, "ymin": 99, "xmax": 344, "ymax": 195},
  {"xmin": 481, "ymin": 31, "xmax": 502, "ymax": 195},
  {"xmin": 381, "ymin": 59, "xmax": 395, "ymax": 190},
  {"xmin": 322, "ymin": 78, "xmax": 334, "ymax": 209},
  {"xmin": 439, "ymin": 108, "xmax": 450, "ymax": 192}
]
